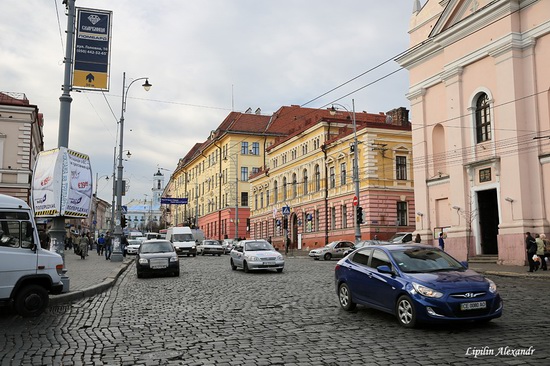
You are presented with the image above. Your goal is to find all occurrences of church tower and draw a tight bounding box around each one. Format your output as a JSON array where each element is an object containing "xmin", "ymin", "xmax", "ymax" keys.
[{"xmin": 152, "ymin": 169, "xmax": 164, "ymax": 206}]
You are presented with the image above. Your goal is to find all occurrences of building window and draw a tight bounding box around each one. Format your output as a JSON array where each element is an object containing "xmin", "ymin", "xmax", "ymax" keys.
[
  {"xmin": 252, "ymin": 142, "xmax": 259, "ymax": 155},
  {"xmin": 241, "ymin": 141, "xmax": 249, "ymax": 154},
  {"xmin": 396, "ymin": 156, "xmax": 407, "ymax": 180},
  {"xmin": 292, "ymin": 173, "xmax": 297, "ymax": 198},
  {"xmin": 283, "ymin": 177, "xmax": 287, "ymax": 200},
  {"xmin": 254, "ymin": 194, "xmax": 258, "ymax": 210},
  {"xmin": 315, "ymin": 209, "xmax": 319, "ymax": 232},
  {"xmin": 475, "ymin": 93, "xmax": 491, "ymax": 143},
  {"xmin": 314, "ymin": 164, "xmax": 320, "ymax": 191},
  {"xmin": 260, "ymin": 192, "xmax": 264, "ymax": 208},
  {"xmin": 241, "ymin": 192, "xmax": 248, "ymax": 206},
  {"xmin": 266, "ymin": 189, "xmax": 270, "ymax": 206},
  {"xmin": 274, "ymin": 181, "xmax": 278, "ymax": 203},
  {"xmin": 241, "ymin": 167, "xmax": 248, "ymax": 182},
  {"xmin": 397, "ymin": 201, "xmax": 407, "ymax": 226},
  {"xmin": 479, "ymin": 168, "xmax": 491, "ymax": 182},
  {"xmin": 331, "ymin": 207, "xmax": 336, "ymax": 230},
  {"xmin": 340, "ymin": 163, "xmax": 347, "ymax": 185},
  {"xmin": 329, "ymin": 167, "xmax": 335, "ymax": 189},
  {"xmin": 342, "ymin": 204, "xmax": 347, "ymax": 229},
  {"xmin": 303, "ymin": 169, "xmax": 308, "ymax": 195}
]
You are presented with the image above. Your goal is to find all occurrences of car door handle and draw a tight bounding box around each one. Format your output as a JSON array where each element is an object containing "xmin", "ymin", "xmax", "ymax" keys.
[{"xmin": 367, "ymin": 273, "xmax": 373, "ymax": 278}]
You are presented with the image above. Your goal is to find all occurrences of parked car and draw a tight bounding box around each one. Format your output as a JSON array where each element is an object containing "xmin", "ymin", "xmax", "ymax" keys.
[
  {"xmin": 136, "ymin": 240, "xmax": 180, "ymax": 278},
  {"xmin": 335, "ymin": 244, "xmax": 503, "ymax": 328},
  {"xmin": 221, "ymin": 239, "xmax": 236, "ymax": 254},
  {"xmin": 389, "ymin": 232, "xmax": 414, "ymax": 244},
  {"xmin": 308, "ymin": 240, "xmax": 354, "ymax": 261},
  {"xmin": 125, "ymin": 239, "xmax": 142, "ymax": 255},
  {"xmin": 197, "ymin": 239, "xmax": 224, "ymax": 256},
  {"xmin": 230, "ymin": 239, "xmax": 284, "ymax": 273},
  {"xmin": 343, "ymin": 240, "xmax": 392, "ymax": 256}
]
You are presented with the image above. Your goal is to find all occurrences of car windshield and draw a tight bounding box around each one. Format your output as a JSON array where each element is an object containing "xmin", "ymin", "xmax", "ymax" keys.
[
  {"xmin": 204, "ymin": 241, "xmax": 219, "ymax": 245},
  {"xmin": 245, "ymin": 241, "xmax": 274, "ymax": 251},
  {"xmin": 128, "ymin": 241, "xmax": 140, "ymax": 246},
  {"xmin": 140, "ymin": 242, "xmax": 173, "ymax": 253},
  {"xmin": 172, "ymin": 233, "xmax": 193, "ymax": 241},
  {"xmin": 391, "ymin": 248, "xmax": 464, "ymax": 273}
]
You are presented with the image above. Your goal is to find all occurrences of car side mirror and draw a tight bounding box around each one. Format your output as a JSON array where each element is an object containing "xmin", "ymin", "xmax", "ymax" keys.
[
  {"xmin": 377, "ymin": 265, "xmax": 395, "ymax": 275},
  {"xmin": 460, "ymin": 261, "xmax": 469, "ymax": 269}
]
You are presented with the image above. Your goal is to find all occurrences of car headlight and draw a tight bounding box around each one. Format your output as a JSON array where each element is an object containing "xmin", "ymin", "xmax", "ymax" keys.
[
  {"xmin": 487, "ymin": 278, "xmax": 497, "ymax": 293},
  {"xmin": 170, "ymin": 256, "xmax": 179, "ymax": 262},
  {"xmin": 138, "ymin": 258, "xmax": 148, "ymax": 265},
  {"xmin": 247, "ymin": 256, "xmax": 261, "ymax": 261},
  {"xmin": 276, "ymin": 255, "xmax": 283, "ymax": 261},
  {"xmin": 412, "ymin": 282, "xmax": 443, "ymax": 298},
  {"xmin": 191, "ymin": 246, "xmax": 196, "ymax": 249}
]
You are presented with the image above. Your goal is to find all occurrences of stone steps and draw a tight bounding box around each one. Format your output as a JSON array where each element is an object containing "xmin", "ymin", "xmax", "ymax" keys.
[{"xmin": 468, "ymin": 254, "xmax": 498, "ymax": 264}]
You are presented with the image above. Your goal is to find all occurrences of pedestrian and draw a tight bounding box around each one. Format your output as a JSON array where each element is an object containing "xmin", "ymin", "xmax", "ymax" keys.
[
  {"xmin": 525, "ymin": 232, "xmax": 537, "ymax": 272},
  {"xmin": 535, "ymin": 234, "xmax": 547, "ymax": 271},
  {"xmin": 414, "ymin": 233, "xmax": 421, "ymax": 243},
  {"xmin": 542, "ymin": 234, "xmax": 550, "ymax": 269},
  {"xmin": 438, "ymin": 232, "xmax": 445, "ymax": 251},
  {"xmin": 97, "ymin": 234, "xmax": 105, "ymax": 256},
  {"xmin": 121, "ymin": 235, "xmax": 128, "ymax": 257},
  {"xmin": 79, "ymin": 233, "xmax": 89, "ymax": 259},
  {"xmin": 104, "ymin": 231, "xmax": 112, "ymax": 260}
]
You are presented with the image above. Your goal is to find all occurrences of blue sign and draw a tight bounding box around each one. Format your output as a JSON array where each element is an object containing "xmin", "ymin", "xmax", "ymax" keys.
[
  {"xmin": 161, "ymin": 197, "xmax": 188, "ymax": 205},
  {"xmin": 282, "ymin": 205, "xmax": 290, "ymax": 215},
  {"xmin": 121, "ymin": 205, "xmax": 127, "ymax": 214}
]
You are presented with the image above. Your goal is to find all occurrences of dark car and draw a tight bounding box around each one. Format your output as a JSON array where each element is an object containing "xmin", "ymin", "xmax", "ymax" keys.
[
  {"xmin": 136, "ymin": 240, "xmax": 180, "ymax": 278},
  {"xmin": 335, "ymin": 244, "xmax": 503, "ymax": 328}
]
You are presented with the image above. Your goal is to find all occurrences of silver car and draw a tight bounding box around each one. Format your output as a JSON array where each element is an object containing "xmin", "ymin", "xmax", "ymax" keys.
[
  {"xmin": 125, "ymin": 239, "xmax": 142, "ymax": 255},
  {"xmin": 308, "ymin": 240, "xmax": 354, "ymax": 261},
  {"xmin": 230, "ymin": 239, "xmax": 284, "ymax": 273},
  {"xmin": 197, "ymin": 239, "xmax": 224, "ymax": 256}
]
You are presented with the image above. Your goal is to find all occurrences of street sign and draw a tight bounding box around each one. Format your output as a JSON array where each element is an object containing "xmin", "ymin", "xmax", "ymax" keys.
[
  {"xmin": 121, "ymin": 205, "xmax": 127, "ymax": 214},
  {"xmin": 282, "ymin": 205, "xmax": 290, "ymax": 215},
  {"xmin": 161, "ymin": 197, "xmax": 188, "ymax": 204},
  {"xmin": 352, "ymin": 196, "xmax": 358, "ymax": 206}
]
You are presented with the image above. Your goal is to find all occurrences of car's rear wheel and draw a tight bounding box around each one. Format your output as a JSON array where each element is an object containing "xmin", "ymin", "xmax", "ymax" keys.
[
  {"xmin": 243, "ymin": 261, "xmax": 249, "ymax": 273},
  {"xmin": 396, "ymin": 295, "xmax": 417, "ymax": 328},
  {"xmin": 338, "ymin": 283, "xmax": 356, "ymax": 311},
  {"xmin": 324, "ymin": 253, "xmax": 332, "ymax": 261},
  {"xmin": 230, "ymin": 258, "xmax": 237, "ymax": 270},
  {"xmin": 217, "ymin": 254, "xmax": 221, "ymax": 256}
]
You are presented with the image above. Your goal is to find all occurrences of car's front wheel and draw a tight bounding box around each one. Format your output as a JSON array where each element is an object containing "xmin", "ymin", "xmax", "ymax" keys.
[
  {"xmin": 324, "ymin": 253, "xmax": 332, "ymax": 261},
  {"xmin": 14, "ymin": 285, "xmax": 49, "ymax": 317},
  {"xmin": 243, "ymin": 261, "xmax": 249, "ymax": 273},
  {"xmin": 338, "ymin": 283, "xmax": 356, "ymax": 311},
  {"xmin": 396, "ymin": 295, "xmax": 417, "ymax": 328}
]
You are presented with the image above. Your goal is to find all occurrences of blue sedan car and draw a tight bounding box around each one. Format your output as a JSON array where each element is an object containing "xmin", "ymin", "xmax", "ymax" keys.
[{"xmin": 335, "ymin": 244, "xmax": 503, "ymax": 328}]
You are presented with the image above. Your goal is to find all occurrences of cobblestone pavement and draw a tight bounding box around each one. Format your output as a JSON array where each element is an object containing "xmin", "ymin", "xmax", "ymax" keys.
[{"xmin": 1, "ymin": 256, "xmax": 549, "ymax": 365}]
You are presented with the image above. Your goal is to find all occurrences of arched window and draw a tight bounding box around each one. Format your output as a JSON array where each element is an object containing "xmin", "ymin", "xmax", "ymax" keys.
[
  {"xmin": 274, "ymin": 180, "xmax": 278, "ymax": 203},
  {"xmin": 475, "ymin": 93, "xmax": 491, "ymax": 143},
  {"xmin": 303, "ymin": 169, "xmax": 308, "ymax": 195},
  {"xmin": 283, "ymin": 177, "xmax": 287, "ymax": 200},
  {"xmin": 292, "ymin": 173, "xmax": 297, "ymax": 198}
]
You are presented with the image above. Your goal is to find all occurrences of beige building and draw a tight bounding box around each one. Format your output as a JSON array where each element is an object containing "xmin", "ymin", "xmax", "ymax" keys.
[
  {"xmin": 249, "ymin": 106, "xmax": 414, "ymax": 250},
  {"xmin": 397, "ymin": 0, "xmax": 550, "ymax": 264},
  {"xmin": 0, "ymin": 92, "xmax": 44, "ymax": 203}
]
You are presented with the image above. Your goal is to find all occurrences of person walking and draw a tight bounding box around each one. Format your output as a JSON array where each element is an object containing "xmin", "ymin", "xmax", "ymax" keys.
[
  {"xmin": 78, "ymin": 233, "xmax": 89, "ymax": 259},
  {"xmin": 535, "ymin": 234, "xmax": 547, "ymax": 271},
  {"xmin": 438, "ymin": 232, "xmax": 445, "ymax": 251},
  {"xmin": 525, "ymin": 232, "xmax": 537, "ymax": 272},
  {"xmin": 542, "ymin": 234, "xmax": 550, "ymax": 270},
  {"xmin": 104, "ymin": 231, "xmax": 112, "ymax": 260},
  {"xmin": 97, "ymin": 234, "xmax": 105, "ymax": 256}
]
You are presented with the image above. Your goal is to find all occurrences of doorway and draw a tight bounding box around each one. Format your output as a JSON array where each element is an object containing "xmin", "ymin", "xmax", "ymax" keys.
[{"xmin": 477, "ymin": 189, "xmax": 499, "ymax": 254}]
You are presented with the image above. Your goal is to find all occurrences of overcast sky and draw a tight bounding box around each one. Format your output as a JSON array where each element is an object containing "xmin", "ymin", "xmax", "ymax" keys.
[{"xmin": 1, "ymin": 0, "xmax": 419, "ymax": 204}]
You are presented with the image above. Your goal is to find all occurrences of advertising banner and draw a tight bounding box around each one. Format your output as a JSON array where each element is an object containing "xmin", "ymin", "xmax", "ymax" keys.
[
  {"xmin": 72, "ymin": 7, "xmax": 112, "ymax": 90},
  {"xmin": 160, "ymin": 197, "xmax": 188, "ymax": 205},
  {"xmin": 32, "ymin": 148, "xmax": 93, "ymax": 218}
]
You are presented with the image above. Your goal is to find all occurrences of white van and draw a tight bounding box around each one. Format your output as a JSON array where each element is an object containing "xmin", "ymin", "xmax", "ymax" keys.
[
  {"xmin": 0, "ymin": 194, "xmax": 64, "ymax": 317},
  {"xmin": 166, "ymin": 226, "xmax": 197, "ymax": 257}
]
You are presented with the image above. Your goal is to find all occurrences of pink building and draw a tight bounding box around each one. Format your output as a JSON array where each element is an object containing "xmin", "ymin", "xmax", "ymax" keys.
[{"xmin": 397, "ymin": 0, "xmax": 550, "ymax": 265}]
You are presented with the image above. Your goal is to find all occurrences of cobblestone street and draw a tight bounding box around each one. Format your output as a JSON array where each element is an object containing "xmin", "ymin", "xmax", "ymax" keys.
[{"xmin": 1, "ymin": 255, "xmax": 549, "ymax": 365}]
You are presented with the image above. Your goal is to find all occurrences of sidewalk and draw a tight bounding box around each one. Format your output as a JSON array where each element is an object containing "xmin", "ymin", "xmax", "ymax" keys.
[
  {"xmin": 49, "ymin": 249, "xmax": 548, "ymax": 306},
  {"xmin": 49, "ymin": 248, "xmax": 134, "ymax": 306}
]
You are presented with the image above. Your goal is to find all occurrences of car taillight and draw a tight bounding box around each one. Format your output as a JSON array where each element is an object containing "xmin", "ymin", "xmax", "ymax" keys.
[
  {"xmin": 335, "ymin": 264, "xmax": 340, "ymax": 271},
  {"xmin": 56, "ymin": 264, "xmax": 64, "ymax": 275}
]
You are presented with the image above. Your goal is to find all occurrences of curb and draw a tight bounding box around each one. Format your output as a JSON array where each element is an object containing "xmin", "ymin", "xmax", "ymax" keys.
[{"xmin": 49, "ymin": 259, "xmax": 134, "ymax": 306}]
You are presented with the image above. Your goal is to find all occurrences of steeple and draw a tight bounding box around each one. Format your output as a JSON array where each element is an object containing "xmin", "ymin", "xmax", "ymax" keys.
[
  {"xmin": 152, "ymin": 169, "xmax": 165, "ymax": 206},
  {"xmin": 413, "ymin": 0, "xmax": 422, "ymax": 14}
]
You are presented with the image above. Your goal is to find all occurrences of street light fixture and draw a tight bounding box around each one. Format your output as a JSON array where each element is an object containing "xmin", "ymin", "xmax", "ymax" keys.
[
  {"xmin": 112, "ymin": 72, "xmax": 151, "ymax": 262},
  {"xmin": 329, "ymin": 99, "xmax": 361, "ymax": 243}
]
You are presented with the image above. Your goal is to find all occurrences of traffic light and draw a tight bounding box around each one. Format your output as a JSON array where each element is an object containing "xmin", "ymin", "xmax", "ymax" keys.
[
  {"xmin": 121, "ymin": 215, "xmax": 127, "ymax": 228},
  {"xmin": 356, "ymin": 206, "xmax": 363, "ymax": 224}
]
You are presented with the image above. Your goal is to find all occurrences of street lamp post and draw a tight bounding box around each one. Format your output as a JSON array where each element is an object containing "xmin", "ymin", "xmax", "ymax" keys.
[
  {"xmin": 110, "ymin": 149, "xmax": 131, "ymax": 232},
  {"xmin": 112, "ymin": 72, "xmax": 151, "ymax": 262},
  {"xmin": 330, "ymin": 99, "xmax": 361, "ymax": 243}
]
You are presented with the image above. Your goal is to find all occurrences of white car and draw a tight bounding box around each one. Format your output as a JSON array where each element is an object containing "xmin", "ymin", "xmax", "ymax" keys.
[
  {"xmin": 230, "ymin": 239, "xmax": 284, "ymax": 273},
  {"xmin": 125, "ymin": 239, "xmax": 142, "ymax": 255},
  {"xmin": 308, "ymin": 240, "xmax": 354, "ymax": 261},
  {"xmin": 197, "ymin": 239, "xmax": 224, "ymax": 256}
]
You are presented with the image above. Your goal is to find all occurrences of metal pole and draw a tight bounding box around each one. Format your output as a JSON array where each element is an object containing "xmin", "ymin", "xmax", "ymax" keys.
[
  {"xmin": 110, "ymin": 146, "xmax": 116, "ymax": 232},
  {"xmin": 50, "ymin": 0, "xmax": 76, "ymax": 272},
  {"xmin": 352, "ymin": 99, "xmax": 361, "ymax": 244},
  {"xmin": 235, "ymin": 155, "xmax": 239, "ymax": 240}
]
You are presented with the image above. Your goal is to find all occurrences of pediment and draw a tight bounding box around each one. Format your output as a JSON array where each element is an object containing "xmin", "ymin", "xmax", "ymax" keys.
[{"xmin": 429, "ymin": 0, "xmax": 496, "ymax": 38}]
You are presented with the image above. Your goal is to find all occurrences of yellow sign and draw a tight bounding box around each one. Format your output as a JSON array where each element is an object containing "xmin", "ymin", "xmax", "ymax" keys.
[{"xmin": 73, "ymin": 70, "xmax": 108, "ymax": 89}]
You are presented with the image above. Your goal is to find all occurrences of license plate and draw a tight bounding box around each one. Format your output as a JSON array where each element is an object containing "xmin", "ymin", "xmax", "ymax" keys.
[
  {"xmin": 460, "ymin": 301, "xmax": 486, "ymax": 311},
  {"xmin": 151, "ymin": 264, "xmax": 167, "ymax": 269}
]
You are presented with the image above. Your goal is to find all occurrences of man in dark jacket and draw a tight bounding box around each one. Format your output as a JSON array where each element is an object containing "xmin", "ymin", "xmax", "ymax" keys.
[{"xmin": 525, "ymin": 232, "xmax": 537, "ymax": 272}]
